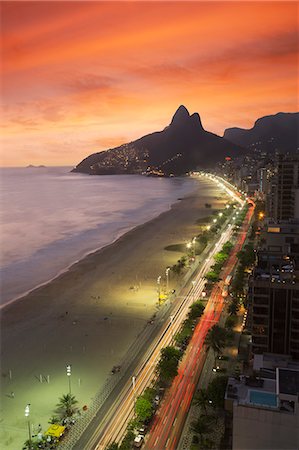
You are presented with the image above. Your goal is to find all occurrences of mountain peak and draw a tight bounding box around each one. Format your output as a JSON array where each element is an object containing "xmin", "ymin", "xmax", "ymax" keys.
[{"xmin": 170, "ymin": 105, "xmax": 190, "ymax": 126}]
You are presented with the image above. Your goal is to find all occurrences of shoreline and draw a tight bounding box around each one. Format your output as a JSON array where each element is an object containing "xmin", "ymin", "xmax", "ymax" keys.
[
  {"xmin": 1, "ymin": 194, "xmax": 187, "ymax": 311},
  {"xmin": 0, "ymin": 177, "xmax": 229, "ymax": 450}
]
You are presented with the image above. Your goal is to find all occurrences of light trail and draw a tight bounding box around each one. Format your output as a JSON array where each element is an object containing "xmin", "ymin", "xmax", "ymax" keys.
[
  {"xmin": 85, "ymin": 175, "xmax": 247, "ymax": 449},
  {"xmin": 145, "ymin": 199, "xmax": 254, "ymax": 449}
]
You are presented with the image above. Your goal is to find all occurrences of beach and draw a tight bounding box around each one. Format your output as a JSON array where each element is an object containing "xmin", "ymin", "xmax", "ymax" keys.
[{"xmin": 0, "ymin": 177, "xmax": 228, "ymax": 449}]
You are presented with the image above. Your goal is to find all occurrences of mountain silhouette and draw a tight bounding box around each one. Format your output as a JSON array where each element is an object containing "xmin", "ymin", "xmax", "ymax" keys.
[
  {"xmin": 72, "ymin": 105, "xmax": 243, "ymax": 176},
  {"xmin": 224, "ymin": 112, "xmax": 299, "ymax": 154}
]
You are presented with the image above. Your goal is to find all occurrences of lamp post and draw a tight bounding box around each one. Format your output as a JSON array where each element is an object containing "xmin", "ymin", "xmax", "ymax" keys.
[
  {"xmin": 165, "ymin": 267, "xmax": 170, "ymax": 293},
  {"xmin": 192, "ymin": 237, "xmax": 196, "ymax": 257},
  {"xmin": 25, "ymin": 404, "xmax": 31, "ymax": 448},
  {"xmin": 157, "ymin": 275, "xmax": 161, "ymax": 299},
  {"xmin": 132, "ymin": 375, "xmax": 136, "ymax": 413},
  {"xmin": 66, "ymin": 364, "xmax": 72, "ymax": 395}
]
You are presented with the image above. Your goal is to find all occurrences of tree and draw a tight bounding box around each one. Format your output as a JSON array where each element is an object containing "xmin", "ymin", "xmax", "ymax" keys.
[
  {"xmin": 188, "ymin": 301, "xmax": 205, "ymax": 321},
  {"xmin": 227, "ymin": 301, "xmax": 239, "ymax": 316},
  {"xmin": 190, "ymin": 415, "xmax": 213, "ymax": 445},
  {"xmin": 56, "ymin": 393, "xmax": 79, "ymax": 419},
  {"xmin": 205, "ymin": 325, "xmax": 228, "ymax": 366},
  {"xmin": 237, "ymin": 243, "xmax": 255, "ymax": 268},
  {"xmin": 157, "ymin": 346, "xmax": 181, "ymax": 384},
  {"xmin": 214, "ymin": 252, "xmax": 228, "ymax": 264},
  {"xmin": 207, "ymin": 375, "xmax": 228, "ymax": 410},
  {"xmin": 194, "ymin": 388, "xmax": 209, "ymax": 414},
  {"xmin": 222, "ymin": 241, "xmax": 233, "ymax": 254},
  {"xmin": 119, "ymin": 431, "xmax": 135, "ymax": 450},
  {"xmin": 198, "ymin": 234, "xmax": 208, "ymax": 247},
  {"xmin": 105, "ymin": 443, "xmax": 119, "ymax": 450},
  {"xmin": 135, "ymin": 396, "xmax": 153, "ymax": 422},
  {"xmin": 205, "ymin": 271, "xmax": 219, "ymax": 283},
  {"xmin": 171, "ymin": 263, "xmax": 182, "ymax": 275},
  {"xmin": 225, "ymin": 315, "xmax": 237, "ymax": 330},
  {"xmin": 201, "ymin": 437, "xmax": 215, "ymax": 449}
]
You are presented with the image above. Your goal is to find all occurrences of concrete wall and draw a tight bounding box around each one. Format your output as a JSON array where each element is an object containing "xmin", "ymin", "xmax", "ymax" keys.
[{"xmin": 233, "ymin": 403, "xmax": 299, "ymax": 450}]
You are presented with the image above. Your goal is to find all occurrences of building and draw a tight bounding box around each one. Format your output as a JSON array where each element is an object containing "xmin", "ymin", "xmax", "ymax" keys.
[
  {"xmin": 249, "ymin": 221, "xmax": 299, "ymax": 360},
  {"xmin": 225, "ymin": 365, "xmax": 299, "ymax": 449},
  {"xmin": 267, "ymin": 154, "xmax": 299, "ymax": 221}
]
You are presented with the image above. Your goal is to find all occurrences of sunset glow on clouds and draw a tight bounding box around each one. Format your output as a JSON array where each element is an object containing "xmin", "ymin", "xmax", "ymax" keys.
[{"xmin": 1, "ymin": 1, "xmax": 298, "ymax": 166}]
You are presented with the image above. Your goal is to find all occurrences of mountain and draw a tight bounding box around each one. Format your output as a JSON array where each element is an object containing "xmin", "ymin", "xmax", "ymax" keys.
[
  {"xmin": 224, "ymin": 112, "xmax": 299, "ymax": 154},
  {"xmin": 72, "ymin": 105, "xmax": 243, "ymax": 176}
]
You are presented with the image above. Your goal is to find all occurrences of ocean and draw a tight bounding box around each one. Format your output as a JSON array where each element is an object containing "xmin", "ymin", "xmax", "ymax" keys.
[{"xmin": 0, "ymin": 167, "xmax": 196, "ymax": 307}]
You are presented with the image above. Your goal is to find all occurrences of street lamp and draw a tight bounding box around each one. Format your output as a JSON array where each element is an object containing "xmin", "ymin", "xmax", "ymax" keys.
[
  {"xmin": 157, "ymin": 276, "xmax": 161, "ymax": 302},
  {"xmin": 165, "ymin": 267, "xmax": 170, "ymax": 292},
  {"xmin": 66, "ymin": 364, "xmax": 72, "ymax": 394},
  {"xmin": 25, "ymin": 404, "xmax": 31, "ymax": 448},
  {"xmin": 132, "ymin": 375, "xmax": 136, "ymax": 413}
]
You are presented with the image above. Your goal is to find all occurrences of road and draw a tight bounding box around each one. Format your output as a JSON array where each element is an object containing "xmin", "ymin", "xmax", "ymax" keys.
[
  {"xmin": 89, "ymin": 226, "xmax": 233, "ymax": 448},
  {"xmin": 78, "ymin": 174, "xmax": 246, "ymax": 449},
  {"xmin": 144, "ymin": 200, "xmax": 254, "ymax": 450}
]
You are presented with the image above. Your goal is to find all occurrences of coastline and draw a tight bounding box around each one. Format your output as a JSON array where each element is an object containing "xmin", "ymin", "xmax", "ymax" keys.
[
  {"xmin": 1, "ymin": 174, "xmax": 197, "ymax": 309},
  {"xmin": 0, "ymin": 177, "xmax": 229, "ymax": 449},
  {"xmin": 1, "ymin": 196, "xmax": 185, "ymax": 311}
]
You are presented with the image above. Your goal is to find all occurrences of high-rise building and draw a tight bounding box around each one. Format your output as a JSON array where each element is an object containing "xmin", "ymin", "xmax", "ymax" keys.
[
  {"xmin": 249, "ymin": 222, "xmax": 299, "ymax": 360},
  {"xmin": 267, "ymin": 154, "xmax": 299, "ymax": 221}
]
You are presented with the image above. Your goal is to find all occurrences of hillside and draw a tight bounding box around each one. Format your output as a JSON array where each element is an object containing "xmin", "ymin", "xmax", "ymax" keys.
[
  {"xmin": 224, "ymin": 112, "xmax": 299, "ymax": 154},
  {"xmin": 72, "ymin": 106, "xmax": 243, "ymax": 176}
]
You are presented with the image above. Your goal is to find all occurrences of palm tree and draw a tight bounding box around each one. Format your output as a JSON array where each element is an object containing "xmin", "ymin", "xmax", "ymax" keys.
[
  {"xmin": 56, "ymin": 393, "xmax": 79, "ymax": 419},
  {"xmin": 201, "ymin": 437, "xmax": 215, "ymax": 449},
  {"xmin": 194, "ymin": 388, "xmax": 209, "ymax": 414},
  {"xmin": 190, "ymin": 415, "xmax": 213, "ymax": 446},
  {"xmin": 227, "ymin": 300, "xmax": 239, "ymax": 316},
  {"xmin": 205, "ymin": 325, "xmax": 227, "ymax": 367}
]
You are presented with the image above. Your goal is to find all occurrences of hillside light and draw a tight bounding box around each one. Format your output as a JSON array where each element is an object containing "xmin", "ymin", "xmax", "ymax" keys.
[
  {"xmin": 186, "ymin": 242, "xmax": 192, "ymax": 249},
  {"xmin": 219, "ymin": 212, "xmax": 223, "ymax": 217},
  {"xmin": 213, "ymin": 218, "xmax": 217, "ymax": 223},
  {"xmin": 206, "ymin": 225, "xmax": 211, "ymax": 230}
]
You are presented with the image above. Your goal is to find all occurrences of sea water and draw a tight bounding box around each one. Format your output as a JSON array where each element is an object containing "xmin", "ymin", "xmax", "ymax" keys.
[{"xmin": 0, "ymin": 167, "xmax": 196, "ymax": 306}]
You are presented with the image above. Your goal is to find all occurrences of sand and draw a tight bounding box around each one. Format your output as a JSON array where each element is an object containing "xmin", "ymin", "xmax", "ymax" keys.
[{"xmin": 0, "ymin": 177, "xmax": 228, "ymax": 449}]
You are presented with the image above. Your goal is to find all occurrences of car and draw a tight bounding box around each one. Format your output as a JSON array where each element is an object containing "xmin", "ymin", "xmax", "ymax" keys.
[
  {"xmin": 133, "ymin": 434, "xmax": 144, "ymax": 448},
  {"xmin": 153, "ymin": 395, "xmax": 160, "ymax": 406}
]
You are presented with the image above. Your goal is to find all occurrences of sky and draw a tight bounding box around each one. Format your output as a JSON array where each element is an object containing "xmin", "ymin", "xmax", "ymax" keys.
[{"xmin": 1, "ymin": 1, "xmax": 298, "ymax": 167}]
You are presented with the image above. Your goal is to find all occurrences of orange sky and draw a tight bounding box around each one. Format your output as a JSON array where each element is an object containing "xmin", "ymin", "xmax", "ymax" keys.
[{"xmin": 1, "ymin": 1, "xmax": 298, "ymax": 167}]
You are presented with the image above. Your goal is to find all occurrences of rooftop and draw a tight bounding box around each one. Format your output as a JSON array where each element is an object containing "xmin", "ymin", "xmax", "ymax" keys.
[
  {"xmin": 278, "ymin": 368, "xmax": 299, "ymax": 396},
  {"xmin": 226, "ymin": 376, "xmax": 277, "ymax": 410}
]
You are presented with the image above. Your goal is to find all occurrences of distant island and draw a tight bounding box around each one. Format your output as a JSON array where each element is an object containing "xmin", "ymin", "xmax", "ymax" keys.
[{"xmin": 26, "ymin": 165, "xmax": 46, "ymax": 168}]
